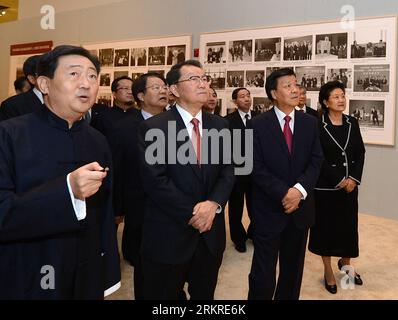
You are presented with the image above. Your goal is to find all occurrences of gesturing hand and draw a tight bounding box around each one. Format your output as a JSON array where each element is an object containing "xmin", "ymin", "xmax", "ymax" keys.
[{"xmin": 69, "ymin": 162, "xmax": 108, "ymax": 200}]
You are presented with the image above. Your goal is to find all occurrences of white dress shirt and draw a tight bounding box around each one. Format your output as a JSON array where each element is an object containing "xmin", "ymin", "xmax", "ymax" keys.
[
  {"xmin": 33, "ymin": 87, "xmax": 44, "ymax": 104},
  {"xmin": 141, "ymin": 109, "xmax": 154, "ymax": 120},
  {"xmin": 238, "ymin": 109, "xmax": 252, "ymax": 126},
  {"xmin": 273, "ymin": 106, "xmax": 307, "ymax": 200}
]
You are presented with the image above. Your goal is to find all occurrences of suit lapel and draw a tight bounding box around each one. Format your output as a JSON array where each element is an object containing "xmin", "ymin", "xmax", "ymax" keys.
[
  {"xmin": 292, "ymin": 110, "xmax": 304, "ymax": 156},
  {"xmin": 170, "ymin": 107, "xmax": 202, "ymax": 180}
]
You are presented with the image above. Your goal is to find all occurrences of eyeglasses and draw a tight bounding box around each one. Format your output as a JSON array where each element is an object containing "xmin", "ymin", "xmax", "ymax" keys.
[
  {"xmin": 145, "ymin": 85, "xmax": 169, "ymax": 92},
  {"xmin": 116, "ymin": 87, "xmax": 132, "ymax": 92},
  {"xmin": 176, "ymin": 75, "xmax": 211, "ymax": 85}
]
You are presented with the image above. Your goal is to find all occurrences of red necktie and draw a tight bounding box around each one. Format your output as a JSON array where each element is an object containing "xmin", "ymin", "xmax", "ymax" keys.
[
  {"xmin": 191, "ymin": 118, "xmax": 201, "ymax": 166},
  {"xmin": 283, "ymin": 115, "xmax": 293, "ymax": 154}
]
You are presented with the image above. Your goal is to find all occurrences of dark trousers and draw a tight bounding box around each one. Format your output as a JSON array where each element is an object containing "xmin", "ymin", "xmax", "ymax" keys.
[
  {"xmin": 142, "ymin": 238, "xmax": 222, "ymax": 300},
  {"xmin": 228, "ymin": 178, "xmax": 252, "ymax": 245},
  {"xmin": 248, "ymin": 219, "xmax": 308, "ymax": 300}
]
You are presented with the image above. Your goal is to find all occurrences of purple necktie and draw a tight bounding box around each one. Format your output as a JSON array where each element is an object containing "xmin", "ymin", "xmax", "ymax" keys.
[{"xmin": 283, "ymin": 115, "xmax": 293, "ymax": 154}]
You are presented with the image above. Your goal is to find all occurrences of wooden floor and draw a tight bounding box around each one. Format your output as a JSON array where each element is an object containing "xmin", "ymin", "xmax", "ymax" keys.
[{"xmin": 108, "ymin": 212, "xmax": 398, "ymax": 300}]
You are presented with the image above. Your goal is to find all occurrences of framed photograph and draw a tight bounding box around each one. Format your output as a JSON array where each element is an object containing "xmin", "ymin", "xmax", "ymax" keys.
[
  {"xmin": 283, "ymin": 35, "xmax": 312, "ymax": 61},
  {"xmin": 148, "ymin": 46, "xmax": 166, "ymax": 66},
  {"xmin": 350, "ymin": 29, "xmax": 387, "ymax": 59},
  {"xmin": 205, "ymin": 42, "xmax": 227, "ymax": 64},
  {"xmin": 100, "ymin": 73, "xmax": 111, "ymax": 87},
  {"xmin": 326, "ymin": 68, "xmax": 352, "ymax": 89},
  {"xmin": 349, "ymin": 99, "xmax": 385, "ymax": 128},
  {"xmin": 114, "ymin": 49, "xmax": 129, "ymax": 67},
  {"xmin": 166, "ymin": 45, "xmax": 186, "ymax": 65},
  {"xmin": 99, "ymin": 48, "xmax": 114, "ymax": 67},
  {"xmin": 205, "ymin": 68, "xmax": 226, "ymax": 90},
  {"xmin": 255, "ymin": 38, "xmax": 281, "ymax": 62},
  {"xmin": 353, "ymin": 64, "xmax": 389, "ymax": 92},
  {"xmin": 228, "ymin": 40, "xmax": 253, "ymax": 63},
  {"xmin": 245, "ymin": 70, "xmax": 265, "ymax": 88},
  {"xmin": 131, "ymin": 48, "xmax": 147, "ymax": 66},
  {"xmin": 226, "ymin": 70, "xmax": 244, "ymax": 88},
  {"xmin": 315, "ymin": 33, "xmax": 348, "ymax": 60},
  {"xmin": 295, "ymin": 66, "xmax": 326, "ymax": 91},
  {"xmin": 253, "ymin": 97, "xmax": 273, "ymax": 113}
]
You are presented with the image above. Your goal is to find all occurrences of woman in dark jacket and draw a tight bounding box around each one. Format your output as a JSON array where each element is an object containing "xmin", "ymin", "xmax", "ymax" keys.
[{"xmin": 309, "ymin": 81, "xmax": 365, "ymax": 294}]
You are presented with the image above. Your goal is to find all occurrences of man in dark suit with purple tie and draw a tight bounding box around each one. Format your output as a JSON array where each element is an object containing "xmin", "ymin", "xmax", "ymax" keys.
[{"xmin": 248, "ymin": 68, "xmax": 323, "ymax": 300}]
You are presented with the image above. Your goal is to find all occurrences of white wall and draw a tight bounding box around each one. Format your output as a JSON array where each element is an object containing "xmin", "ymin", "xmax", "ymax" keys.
[
  {"xmin": 1, "ymin": 0, "xmax": 398, "ymax": 220},
  {"xmin": 18, "ymin": 0, "xmax": 126, "ymax": 19}
]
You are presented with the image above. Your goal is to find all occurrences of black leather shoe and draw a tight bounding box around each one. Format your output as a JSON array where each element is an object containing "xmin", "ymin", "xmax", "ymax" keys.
[
  {"xmin": 234, "ymin": 242, "xmax": 247, "ymax": 253},
  {"xmin": 324, "ymin": 276, "xmax": 337, "ymax": 294},
  {"xmin": 338, "ymin": 259, "xmax": 363, "ymax": 285}
]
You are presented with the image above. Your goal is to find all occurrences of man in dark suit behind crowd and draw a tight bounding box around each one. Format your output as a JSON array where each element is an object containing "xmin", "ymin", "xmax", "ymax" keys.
[
  {"xmin": 91, "ymin": 76, "xmax": 140, "ymax": 141},
  {"xmin": 224, "ymin": 87, "xmax": 259, "ymax": 253},
  {"xmin": 296, "ymin": 85, "xmax": 319, "ymax": 118},
  {"xmin": 248, "ymin": 68, "xmax": 323, "ymax": 300},
  {"xmin": 110, "ymin": 72, "xmax": 168, "ymax": 299},
  {"xmin": 0, "ymin": 55, "xmax": 43, "ymax": 121},
  {"xmin": 138, "ymin": 60, "xmax": 235, "ymax": 299}
]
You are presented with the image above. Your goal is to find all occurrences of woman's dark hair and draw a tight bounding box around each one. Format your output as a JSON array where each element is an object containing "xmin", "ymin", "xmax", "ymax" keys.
[
  {"xmin": 318, "ymin": 81, "xmax": 346, "ymax": 113},
  {"xmin": 37, "ymin": 45, "xmax": 101, "ymax": 78}
]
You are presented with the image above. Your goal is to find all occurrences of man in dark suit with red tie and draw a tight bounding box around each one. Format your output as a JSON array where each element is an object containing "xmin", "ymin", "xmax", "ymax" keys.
[
  {"xmin": 248, "ymin": 68, "xmax": 323, "ymax": 300},
  {"xmin": 138, "ymin": 60, "xmax": 235, "ymax": 300},
  {"xmin": 224, "ymin": 87, "xmax": 259, "ymax": 253}
]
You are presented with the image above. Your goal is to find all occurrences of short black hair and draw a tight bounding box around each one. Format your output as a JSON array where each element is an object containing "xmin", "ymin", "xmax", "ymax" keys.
[
  {"xmin": 297, "ymin": 84, "xmax": 307, "ymax": 92},
  {"xmin": 209, "ymin": 85, "xmax": 217, "ymax": 97},
  {"xmin": 265, "ymin": 68, "xmax": 296, "ymax": 101},
  {"xmin": 232, "ymin": 87, "xmax": 250, "ymax": 100},
  {"xmin": 37, "ymin": 45, "xmax": 101, "ymax": 79},
  {"xmin": 166, "ymin": 59, "xmax": 202, "ymax": 86},
  {"xmin": 318, "ymin": 81, "xmax": 346, "ymax": 113},
  {"xmin": 23, "ymin": 55, "xmax": 41, "ymax": 77},
  {"xmin": 14, "ymin": 76, "xmax": 30, "ymax": 92},
  {"xmin": 132, "ymin": 72, "xmax": 166, "ymax": 106},
  {"xmin": 111, "ymin": 76, "xmax": 133, "ymax": 92}
]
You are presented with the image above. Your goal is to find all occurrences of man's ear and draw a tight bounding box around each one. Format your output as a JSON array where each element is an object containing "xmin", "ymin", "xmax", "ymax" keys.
[
  {"xmin": 170, "ymin": 84, "xmax": 180, "ymax": 98},
  {"xmin": 36, "ymin": 76, "xmax": 50, "ymax": 95},
  {"xmin": 137, "ymin": 92, "xmax": 144, "ymax": 102},
  {"xmin": 271, "ymin": 89, "xmax": 277, "ymax": 101}
]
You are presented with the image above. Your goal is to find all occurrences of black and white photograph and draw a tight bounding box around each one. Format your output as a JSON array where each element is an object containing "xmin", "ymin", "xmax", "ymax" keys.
[
  {"xmin": 226, "ymin": 70, "xmax": 244, "ymax": 88},
  {"xmin": 114, "ymin": 70, "xmax": 129, "ymax": 79},
  {"xmin": 254, "ymin": 38, "xmax": 281, "ymax": 62},
  {"xmin": 349, "ymin": 99, "xmax": 385, "ymax": 128},
  {"xmin": 245, "ymin": 70, "xmax": 265, "ymax": 88},
  {"xmin": 283, "ymin": 35, "xmax": 312, "ymax": 61},
  {"xmin": 131, "ymin": 72, "xmax": 145, "ymax": 82},
  {"xmin": 354, "ymin": 64, "xmax": 389, "ymax": 92},
  {"xmin": 265, "ymin": 66, "xmax": 294, "ymax": 79},
  {"xmin": 295, "ymin": 66, "xmax": 325, "ymax": 91},
  {"xmin": 228, "ymin": 40, "xmax": 253, "ymax": 63},
  {"xmin": 205, "ymin": 41, "xmax": 227, "ymax": 64},
  {"xmin": 167, "ymin": 45, "xmax": 186, "ymax": 65},
  {"xmin": 148, "ymin": 46, "xmax": 166, "ymax": 65},
  {"xmin": 315, "ymin": 32, "xmax": 347, "ymax": 60},
  {"xmin": 351, "ymin": 29, "xmax": 387, "ymax": 58},
  {"xmin": 99, "ymin": 48, "xmax": 114, "ymax": 67},
  {"xmin": 131, "ymin": 48, "xmax": 147, "ymax": 66},
  {"xmin": 205, "ymin": 68, "xmax": 226, "ymax": 90},
  {"xmin": 100, "ymin": 73, "xmax": 111, "ymax": 87},
  {"xmin": 326, "ymin": 68, "xmax": 352, "ymax": 89},
  {"xmin": 253, "ymin": 97, "xmax": 273, "ymax": 113},
  {"xmin": 114, "ymin": 49, "xmax": 129, "ymax": 67},
  {"xmin": 97, "ymin": 93, "xmax": 112, "ymax": 106}
]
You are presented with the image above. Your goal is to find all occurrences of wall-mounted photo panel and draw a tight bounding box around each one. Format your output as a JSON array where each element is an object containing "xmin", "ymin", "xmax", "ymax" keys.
[
  {"xmin": 200, "ymin": 16, "xmax": 396, "ymax": 145},
  {"xmin": 84, "ymin": 35, "xmax": 191, "ymax": 105}
]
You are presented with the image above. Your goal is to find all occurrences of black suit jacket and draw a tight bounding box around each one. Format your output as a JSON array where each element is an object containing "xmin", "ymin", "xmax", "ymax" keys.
[
  {"xmin": 304, "ymin": 105, "xmax": 319, "ymax": 118},
  {"xmin": 224, "ymin": 109, "xmax": 259, "ymax": 181},
  {"xmin": 315, "ymin": 113, "xmax": 365, "ymax": 190},
  {"xmin": 0, "ymin": 89, "xmax": 43, "ymax": 121},
  {"xmin": 138, "ymin": 106, "xmax": 235, "ymax": 264},
  {"xmin": 250, "ymin": 108, "xmax": 323, "ymax": 234}
]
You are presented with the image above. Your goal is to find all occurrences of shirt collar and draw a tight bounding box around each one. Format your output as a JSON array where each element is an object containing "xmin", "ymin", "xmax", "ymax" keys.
[
  {"xmin": 33, "ymin": 87, "xmax": 44, "ymax": 104},
  {"xmin": 274, "ymin": 105, "xmax": 295, "ymax": 124},
  {"xmin": 141, "ymin": 109, "xmax": 154, "ymax": 120},
  {"xmin": 238, "ymin": 108, "xmax": 252, "ymax": 119},
  {"xmin": 295, "ymin": 105, "xmax": 307, "ymax": 112},
  {"xmin": 176, "ymin": 103, "xmax": 202, "ymax": 128}
]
